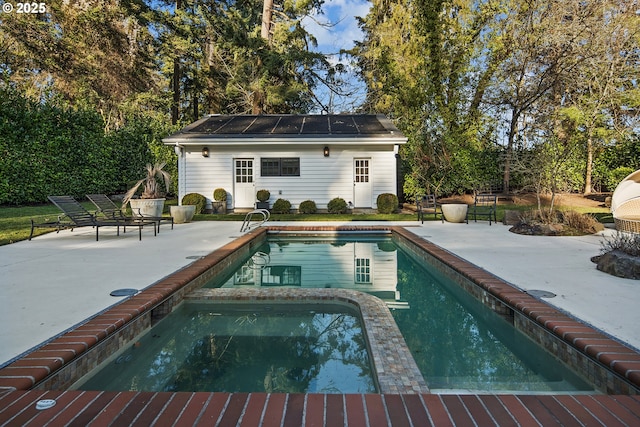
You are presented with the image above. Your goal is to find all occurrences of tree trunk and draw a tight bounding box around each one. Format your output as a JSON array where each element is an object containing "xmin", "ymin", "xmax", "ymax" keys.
[
  {"xmin": 584, "ymin": 133, "xmax": 593, "ymax": 195},
  {"xmin": 172, "ymin": 58, "xmax": 180, "ymax": 125},
  {"xmin": 171, "ymin": 0, "xmax": 182, "ymax": 125},
  {"xmin": 261, "ymin": 0, "xmax": 273, "ymax": 42},
  {"xmin": 503, "ymin": 108, "xmax": 520, "ymax": 194},
  {"xmin": 193, "ymin": 94, "xmax": 199, "ymax": 121}
]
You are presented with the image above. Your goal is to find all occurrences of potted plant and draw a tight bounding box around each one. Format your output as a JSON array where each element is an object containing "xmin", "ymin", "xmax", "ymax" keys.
[
  {"xmin": 212, "ymin": 188, "xmax": 227, "ymax": 214},
  {"xmin": 256, "ymin": 189, "xmax": 270, "ymax": 210},
  {"xmin": 170, "ymin": 193, "xmax": 204, "ymax": 223},
  {"xmin": 123, "ymin": 162, "xmax": 171, "ymax": 218}
]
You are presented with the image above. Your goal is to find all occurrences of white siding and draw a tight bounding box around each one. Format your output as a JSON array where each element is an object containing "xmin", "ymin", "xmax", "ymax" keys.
[{"xmin": 178, "ymin": 144, "xmax": 398, "ymax": 210}]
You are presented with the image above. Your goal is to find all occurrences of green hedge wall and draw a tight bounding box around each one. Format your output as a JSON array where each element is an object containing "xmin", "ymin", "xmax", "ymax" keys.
[{"xmin": 0, "ymin": 87, "xmax": 174, "ymax": 204}]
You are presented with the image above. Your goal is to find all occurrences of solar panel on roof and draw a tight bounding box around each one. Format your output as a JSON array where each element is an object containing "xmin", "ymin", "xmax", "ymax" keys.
[
  {"xmin": 219, "ymin": 116, "xmax": 251, "ymax": 133},
  {"xmin": 353, "ymin": 115, "xmax": 386, "ymax": 134},
  {"xmin": 190, "ymin": 116, "xmax": 233, "ymax": 133},
  {"xmin": 329, "ymin": 116, "xmax": 359, "ymax": 134},
  {"xmin": 245, "ymin": 116, "xmax": 280, "ymax": 133},
  {"xmin": 273, "ymin": 116, "xmax": 304, "ymax": 134},
  {"xmin": 301, "ymin": 116, "xmax": 329, "ymax": 134},
  {"xmin": 181, "ymin": 114, "xmax": 398, "ymax": 137}
]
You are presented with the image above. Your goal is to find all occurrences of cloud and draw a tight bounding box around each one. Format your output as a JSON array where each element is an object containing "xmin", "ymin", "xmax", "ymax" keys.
[{"xmin": 303, "ymin": 0, "xmax": 371, "ymax": 53}]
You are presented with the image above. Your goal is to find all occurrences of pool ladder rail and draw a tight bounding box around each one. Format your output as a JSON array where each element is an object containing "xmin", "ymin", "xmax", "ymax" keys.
[
  {"xmin": 250, "ymin": 251, "xmax": 270, "ymax": 269},
  {"xmin": 240, "ymin": 209, "xmax": 270, "ymax": 232}
]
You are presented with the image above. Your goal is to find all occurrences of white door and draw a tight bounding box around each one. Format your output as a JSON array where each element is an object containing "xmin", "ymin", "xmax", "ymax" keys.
[
  {"xmin": 354, "ymin": 158, "xmax": 372, "ymax": 207},
  {"xmin": 354, "ymin": 242, "xmax": 373, "ymax": 285},
  {"xmin": 234, "ymin": 158, "xmax": 254, "ymax": 208}
]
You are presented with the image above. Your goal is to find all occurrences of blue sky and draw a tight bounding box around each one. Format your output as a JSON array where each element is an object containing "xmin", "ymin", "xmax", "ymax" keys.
[
  {"xmin": 304, "ymin": 0, "xmax": 371, "ymax": 54},
  {"xmin": 302, "ymin": 0, "xmax": 372, "ymax": 112}
]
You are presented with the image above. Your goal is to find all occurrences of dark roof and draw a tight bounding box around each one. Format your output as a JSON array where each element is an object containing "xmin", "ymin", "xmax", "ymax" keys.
[{"xmin": 163, "ymin": 114, "xmax": 406, "ymax": 144}]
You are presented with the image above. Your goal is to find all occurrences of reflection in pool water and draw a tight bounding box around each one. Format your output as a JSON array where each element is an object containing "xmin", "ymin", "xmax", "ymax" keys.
[
  {"xmin": 207, "ymin": 236, "xmax": 595, "ymax": 393},
  {"xmin": 76, "ymin": 302, "xmax": 376, "ymax": 394}
]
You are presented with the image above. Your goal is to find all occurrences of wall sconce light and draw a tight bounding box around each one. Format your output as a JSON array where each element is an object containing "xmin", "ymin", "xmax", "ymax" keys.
[
  {"xmin": 323, "ymin": 146, "xmax": 330, "ymax": 157},
  {"xmin": 174, "ymin": 144, "xmax": 183, "ymax": 156},
  {"xmin": 394, "ymin": 144, "xmax": 399, "ymax": 159},
  {"xmin": 201, "ymin": 146, "xmax": 209, "ymax": 158}
]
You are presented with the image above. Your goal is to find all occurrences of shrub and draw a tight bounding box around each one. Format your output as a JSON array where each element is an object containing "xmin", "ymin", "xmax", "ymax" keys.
[
  {"xmin": 560, "ymin": 210, "xmax": 603, "ymax": 234},
  {"xmin": 327, "ymin": 197, "xmax": 348, "ymax": 214},
  {"xmin": 272, "ymin": 198, "xmax": 291, "ymax": 214},
  {"xmin": 299, "ymin": 200, "xmax": 317, "ymax": 214},
  {"xmin": 271, "ymin": 199, "xmax": 291, "ymax": 213},
  {"xmin": 601, "ymin": 231, "xmax": 640, "ymax": 257},
  {"xmin": 213, "ymin": 188, "xmax": 227, "ymax": 201},
  {"xmin": 376, "ymin": 193, "xmax": 398, "ymax": 214},
  {"xmin": 181, "ymin": 193, "xmax": 207, "ymax": 214},
  {"xmin": 605, "ymin": 167, "xmax": 635, "ymax": 192},
  {"xmin": 256, "ymin": 189, "xmax": 270, "ymax": 202},
  {"xmin": 519, "ymin": 209, "xmax": 560, "ymax": 225}
]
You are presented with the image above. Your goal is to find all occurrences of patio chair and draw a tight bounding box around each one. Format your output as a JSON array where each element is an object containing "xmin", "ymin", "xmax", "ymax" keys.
[
  {"xmin": 86, "ymin": 194, "xmax": 173, "ymax": 233},
  {"xmin": 417, "ymin": 194, "xmax": 443, "ymax": 224},
  {"xmin": 467, "ymin": 194, "xmax": 497, "ymax": 225},
  {"xmin": 30, "ymin": 195, "xmax": 156, "ymax": 241}
]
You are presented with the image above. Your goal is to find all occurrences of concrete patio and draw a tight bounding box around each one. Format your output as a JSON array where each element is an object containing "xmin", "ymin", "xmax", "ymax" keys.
[{"xmin": 1, "ymin": 219, "xmax": 637, "ymax": 367}]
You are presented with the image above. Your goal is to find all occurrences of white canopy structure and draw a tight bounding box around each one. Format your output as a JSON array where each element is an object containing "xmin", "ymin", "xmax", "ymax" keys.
[{"xmin": 611, "ymin": 169, "xmax": 640, "ymax": 233}]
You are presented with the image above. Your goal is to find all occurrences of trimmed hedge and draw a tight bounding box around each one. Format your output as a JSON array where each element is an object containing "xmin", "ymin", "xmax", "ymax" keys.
[
  {"xmin": 299, "ymin": 200, "xmax": 317, "ymax": 214},
  {"xmin": 0, "ymin": 86, "xmax": 174, "ymax": 205},
  {"xmin": 213, "ymin": 188, "xmax": 227, "ymax": 201},
  {"xmin": 0, "ymin": 87, "xmax": 111, "ymax": 204},
  {"xmin": 376, "ymin": 193, "xmax": 398, "ymax": 214},
  {"xmin": 272, "ymin": 198, "xmax": 291, "ymax": 214},
  {"xmin": 256, "ymin": 189, "xmax": 270, "ymax": 202},
  {"xmin": 327, "ymin": 197, "xmax": 348, "ymax": 214},
  {"xmin": 182, "ymin": 193, "xmax": 207, "ymax": 214}
]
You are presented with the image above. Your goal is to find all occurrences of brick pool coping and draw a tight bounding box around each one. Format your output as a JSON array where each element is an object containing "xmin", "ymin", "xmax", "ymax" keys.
[{"xmin": 1, "ymin": 225, "xmax": 640, "ymax": 394}]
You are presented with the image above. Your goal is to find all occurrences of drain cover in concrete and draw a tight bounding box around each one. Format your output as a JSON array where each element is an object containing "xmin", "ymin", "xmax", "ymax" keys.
[
  {"xmin": 110, "ymin": 289, "xmax": 139, "ymax": 297},
  {"xmin": 526, "ymin": 290, "xmax": 556, "ymax": 298}
]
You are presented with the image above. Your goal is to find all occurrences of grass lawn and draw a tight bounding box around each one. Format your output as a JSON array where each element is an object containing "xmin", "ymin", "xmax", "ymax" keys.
[{"xmin": 0, "ymin": 198, "xmax": 613, "ymax": 246}]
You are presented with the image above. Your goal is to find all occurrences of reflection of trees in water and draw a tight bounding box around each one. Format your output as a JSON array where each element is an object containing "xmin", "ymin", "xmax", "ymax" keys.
[
  {"xmin": 394, "ymin": 251, "xmax": 578, "ymax": 391},
  {"xmin": 162, "ymin": 309, "xmax": 374, "ymax": 393}
]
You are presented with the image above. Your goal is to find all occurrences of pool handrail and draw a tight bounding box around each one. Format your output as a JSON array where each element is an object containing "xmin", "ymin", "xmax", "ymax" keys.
[{"xmin": 240, "ymin": 209, "xmax": 270, "ymax": 232}]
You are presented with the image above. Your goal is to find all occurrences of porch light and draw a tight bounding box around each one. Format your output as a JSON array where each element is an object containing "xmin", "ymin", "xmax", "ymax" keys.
[
  {"xmin": 201, "ymin": 146, "xmax": 209, "ymax": 157},
  {"xmin": 323, "ymin": 146, "xmax": 330, "ymax": 157},
  {"xmin": 174, "ymin": 144, "xmax": 183, "ymax": 156}
]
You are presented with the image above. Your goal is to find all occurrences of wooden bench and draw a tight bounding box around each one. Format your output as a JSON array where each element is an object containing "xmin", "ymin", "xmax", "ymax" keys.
[
  {"xmin": 468, "ymin": 194, "xmax": 497, "ymax": 225},
  {"xmin": 417, "ymin": 194, "xmax": 443, "ymax": 223}
]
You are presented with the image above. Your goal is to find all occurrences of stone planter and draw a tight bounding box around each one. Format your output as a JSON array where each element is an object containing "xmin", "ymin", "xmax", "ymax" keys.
[
  {"xmin": 129, "ymin": 198, "xmax": 165, "ymax": 218},
  {"xmin": 211, "ymin": 201, "xmax": 227, "ymax": 214},
  {"xmin": 441, "ymin": 203, "xmax": 468, "ymax": 223},
  {"xmin": 170, "ymin": 205, "xmax": 196, "ymax": 224}
]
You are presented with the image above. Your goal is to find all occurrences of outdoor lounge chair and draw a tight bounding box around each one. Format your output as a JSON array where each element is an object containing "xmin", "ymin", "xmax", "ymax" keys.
[
  {"xmin": 86, "ymin": 194, "xmax": 174, "ymax": 233},
  {"xmin": 467, "ymin": 194, "xmax": 497, "ymax": 225},
  {"xmin": 417, "ymin": 194, "xmax": 443, "ymax": 224},
  {"xmin": 30, "ymin": 196, "xmax": 156, "ymax": 241},
  {"xmin": 611, "ymin": 169, "xmax": 640, "ymax": 234}
]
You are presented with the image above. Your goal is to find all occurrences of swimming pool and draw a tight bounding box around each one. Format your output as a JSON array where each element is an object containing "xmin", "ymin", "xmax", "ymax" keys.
[
  {"xmin": 204, "ymin": 235, "xmax": 595, "ymax": 393},
  {"xmin": 75, "ymin": 301, "xmax": 377, "ymax": 393},
  {"xmin": 6, "ymin": 226, "xmax": 639, "ymax": 397}
]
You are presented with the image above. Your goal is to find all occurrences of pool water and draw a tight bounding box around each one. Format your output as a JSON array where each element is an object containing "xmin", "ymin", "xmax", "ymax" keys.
[
  {"xmin": 76, "ymin": 302, "xmax": 376, "ymax": 394},
  {"xmin": 208, "ymin": 236, "xmax": 595, "ymax": 393}
]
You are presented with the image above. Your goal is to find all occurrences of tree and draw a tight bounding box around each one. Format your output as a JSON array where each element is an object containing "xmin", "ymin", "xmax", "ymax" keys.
[
  {"xmin": 557, "ymin": 2, "xmax": 640, "ymax": 194},
  {"xmin": 353, "ymin": 0, "xmax": 504, "ymax": 198},
  {"xmin": 154, "ymin": 0, "xmax": 337, "ymax": 118},
  {"xmin": 0, "ymin": 0, "xmax": 159, "ymax": 129}
]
